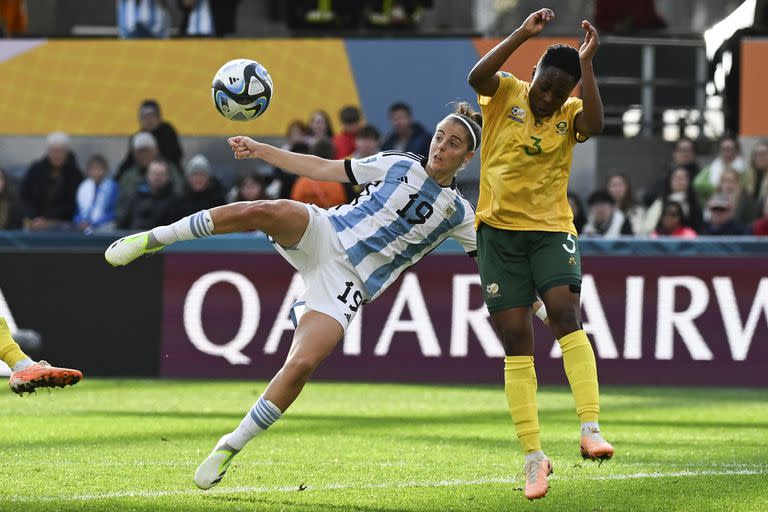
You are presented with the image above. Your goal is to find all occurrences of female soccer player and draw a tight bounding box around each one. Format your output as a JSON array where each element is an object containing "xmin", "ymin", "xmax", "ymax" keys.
[
  {"xmin": 468, "ymin": 8, "xmax": 613, "ymax": 500},
  {"xmin": 105, "ymin": 104, "xmax": 489, "ymax": 490}
]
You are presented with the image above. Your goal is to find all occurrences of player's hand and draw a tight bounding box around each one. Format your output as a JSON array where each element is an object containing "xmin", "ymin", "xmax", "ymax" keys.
[
  {"xmin": 228, "ymin": 136, "xmax": 262, "ymax": 160},
  {"xmin": 520, "ymin": 8, "xmax": 554, "ymax": 36},
  {"xmin": 579, "ymin": 20, "xmax": 599, "ymax": 61}
]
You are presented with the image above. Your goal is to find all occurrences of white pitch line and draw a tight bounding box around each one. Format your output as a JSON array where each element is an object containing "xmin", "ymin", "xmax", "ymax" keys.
[{"xmin": 3, "ymin": 469, "xmax": 767, "ymax": 503}]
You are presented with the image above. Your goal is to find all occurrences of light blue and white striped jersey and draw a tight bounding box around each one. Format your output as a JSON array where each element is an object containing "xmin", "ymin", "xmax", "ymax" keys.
[
  {"xmin": 116, "ymin": 0, "xmax": 170, "ymax": 39},
  {"xmin": 328, "ymin": 151, "xmax": 476, "ymax": 301}
]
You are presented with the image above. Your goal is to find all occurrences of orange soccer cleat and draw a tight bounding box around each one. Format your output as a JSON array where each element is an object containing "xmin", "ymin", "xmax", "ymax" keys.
[
  {"xmin": 580, "ymin": 426, "xmax": 615, "ymax": 460},
  {"xmin": 523, "ymin": 456, "xmax": 553, "ymax": 500},
  {"xmin": 8, "ymin": 361, "xmax": 83, "ymax": 394}
]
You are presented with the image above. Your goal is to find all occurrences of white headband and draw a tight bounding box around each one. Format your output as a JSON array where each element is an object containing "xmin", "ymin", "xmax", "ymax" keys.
[{"xmin": 448, "ymin": 114, "xmax": 478, "ymax": 151}]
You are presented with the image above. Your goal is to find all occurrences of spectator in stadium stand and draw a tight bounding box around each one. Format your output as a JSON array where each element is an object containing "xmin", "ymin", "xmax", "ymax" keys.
[
  {"xmin": 582, "ymin": 189, "xmax": 633, "ymax": 237},
  {"xmin": 351, "ymin": 124, "xmax": 381, "ymax": 159},
  {"xmin": 227, "ymin": 171, "xmax": 268, "ymax": 203},
  {"xmin": 751, "ymin": 198, "xmax": 768, "ymax": 236},
  {"xmin": 746, "ymin": 140, "xmax": 768, "ymax": 205},
  {"xmin": 382, "ymin": 102, "xmax": 432, "ymax": 157},
  {"xmin": 280, "ymin": 120, "xmax": 311, "ymax": 151},
  {"xmin": 567, "ymin": 192, "xmax": 586, "ymax": 234},
  {"xmin": 116, "ymin": 0, "xmax": 170, "ymax": 38},
  {"xmin": 118, "ymin": 158, "xmax": 179, "ymax": 230},
  {"xmin": 0, "ymin": 168, "xmax": 22, "ymax": 230},
  {"xmin": 606, "ymin": 173, "xmax": 645, "ymax": 233},
  {"xmin": 694, "ymin": 135, "xmax": 746, "ymax": 204},
  {"xmin": 267, "ymin": 141, "xmax": 310, "ymax": 199},
  {"xmin": 332, "ymin": 105, "xmax": 362, "ymax": 159},
  {"xmin": 717, "ymin": 168, "xmax": 757, "ymax": 225},
  {"xmin": 650, "ymin": 200, "xmax": 697, "ymax": 239},
  {"xmin": 116, "ymin": 132, "xmax": 183, "ymax": 222},
  {"xmin": 307, "ymin": 110, "xmax": 334, "ymax": 147},
  {"xmin": 366, "ymin": 0, "xmax": 433, "ymax": 27},
  {"xmin": 643, "ymin": 137, "xmax": 699, "ymax": 207},
  {"xmin": 20, "ymin": 132, "xmax": 83, "ymax": 232},
  {"xmin": 74, "ymin": 154, "xmax": 119, "ymax": 233},
  {"xmin": 176, "ymin": 154, "xmax": 226, "ymax": 218},
  {"xmin": 177, "ymin": 0, "xmax": 241, "ymax": 37},
  {"xmin": 701, "ymin": 194, "xmax": 747, "ymax": 236},
  {"xmin": 593, "ymin": 0, "xmax": 665, "ymax": 33},
  {"xmin": 0, "ymin": 0, "xmax": 27, "ymax": 37},
  {"xmin": 117, "ymin": 100, "xmax": 183, "ymax": 177},
  {"xmin": 642, "ymin": 166, "xmax": 703, "ymax": 234},
  {"xmin": 290, "ymin": 138, "xmax": 348, "ymax": 208}
]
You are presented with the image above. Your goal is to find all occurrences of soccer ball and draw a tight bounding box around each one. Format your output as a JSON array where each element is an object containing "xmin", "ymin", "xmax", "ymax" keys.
[{"xmin": 211, "ymin": 59, "xmax": 274, "ymax": 121}]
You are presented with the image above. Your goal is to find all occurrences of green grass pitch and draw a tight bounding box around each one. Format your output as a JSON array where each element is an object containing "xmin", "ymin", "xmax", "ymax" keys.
[{"xmin": 1, "ymin": 379, "xmax": 766, "ymax": 511}]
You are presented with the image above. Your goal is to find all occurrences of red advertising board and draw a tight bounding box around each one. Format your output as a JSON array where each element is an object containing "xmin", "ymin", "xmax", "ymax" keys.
[{"xmin": 160, "ymin": 254, "xmax": 768, "ymax": 386}]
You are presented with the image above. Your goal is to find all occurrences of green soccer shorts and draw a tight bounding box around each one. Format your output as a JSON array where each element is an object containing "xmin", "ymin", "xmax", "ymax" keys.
[{"xmin": 476, "ymin": 224, "xmax": 582, "ymax": 313}]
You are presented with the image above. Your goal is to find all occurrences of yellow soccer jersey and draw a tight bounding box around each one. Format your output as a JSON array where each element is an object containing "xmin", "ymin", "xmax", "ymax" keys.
[{"xmin": 476, "ymin": 72, "xmax": 586, "ymax": 235}]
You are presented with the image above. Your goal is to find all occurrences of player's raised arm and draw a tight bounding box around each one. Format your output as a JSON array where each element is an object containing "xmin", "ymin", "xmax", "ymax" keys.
[
  {"xmin": 574, "ymin": 20, "xmax": 604, "ymax": 137},
  {"xmin": 228, "ymin": 136, "xmax": 349, "ymax": 182},
  {"xmin": 467, "ymin": 8, "xmax": 555, "ymax": 97}
]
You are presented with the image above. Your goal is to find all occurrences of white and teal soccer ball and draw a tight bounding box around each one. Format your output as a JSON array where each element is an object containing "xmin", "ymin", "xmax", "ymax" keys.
[{"xmin": 211, "ymin": 58, "xmax": 274, "ymax": 121}]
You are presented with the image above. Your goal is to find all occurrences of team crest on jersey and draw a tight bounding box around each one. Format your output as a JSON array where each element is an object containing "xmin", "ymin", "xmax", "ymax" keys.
[
  {"xmin": 486, "ymin": 282, "xmax": 501, "ymax": 298},
  {"xmin": 443, "ymin": 204, "xmax": 456, "ymax": 217},
  {"xmin": 556, "ymin": 121, "xmax": 568, "ymax": 135},
  {"xmin": 507, "ymin": 106, "xmax": 526, "ymax": 124}
]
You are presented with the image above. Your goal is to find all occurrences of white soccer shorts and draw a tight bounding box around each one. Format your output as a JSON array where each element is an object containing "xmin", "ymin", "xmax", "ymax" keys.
[{"xmin": 273, "ymin": 203, "xmax": 367, "ymax": 332}]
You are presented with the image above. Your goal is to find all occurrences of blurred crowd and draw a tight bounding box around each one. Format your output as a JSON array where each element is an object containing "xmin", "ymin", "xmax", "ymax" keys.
[
  {"xmin": 0, "ymin": 98, "xmax": 435, "ymax": 234},
  {"xmin": 571, "ymin": 135, "xmax": 768, "ymax": 238},
  {"xmin": 1, "ymin": 96, "xmax": 767, "ymax": 238}
]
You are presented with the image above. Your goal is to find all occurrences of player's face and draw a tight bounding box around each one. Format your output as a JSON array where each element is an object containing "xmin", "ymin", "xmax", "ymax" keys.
[
  {"xmin": 529, "ymin": 65, "xmax": 577, "ymax": 119},
  {"xmin": 427, "ymin": 120, "xmax": 472, "ymax": 176}
]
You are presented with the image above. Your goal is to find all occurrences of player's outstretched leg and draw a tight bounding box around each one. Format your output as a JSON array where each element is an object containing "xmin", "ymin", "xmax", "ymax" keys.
[
  {"xmin": 105, "ymin": 200, "xmax": 309, "ymax": 267},
  {"xmin": 194, "ymin": 310, "xmax": 343, "ymax": 489},
  {"xmin": 543, "ymin": 286, "xmax": 614, "ymax": 461},
  {"xmin": 1, "ymin": 317, "xmax": 82, "ymax": 394}
]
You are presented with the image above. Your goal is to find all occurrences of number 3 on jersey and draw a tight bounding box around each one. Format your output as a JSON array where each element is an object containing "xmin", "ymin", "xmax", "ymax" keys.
[{"xmin": 524, "ymin": 136, "xmax": 543, "ymax": 156}]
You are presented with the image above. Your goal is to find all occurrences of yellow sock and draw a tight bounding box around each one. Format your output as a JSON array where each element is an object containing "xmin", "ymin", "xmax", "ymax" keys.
[
  {"xmin": 0, "ymin": 317, "xmax": 28, "ymax": 370},
  {"xmin": 558, "ymin": 330, "xmax": 600, "ymax": 423},
  {"xmin": 504, "ymin": 355, "xmax": 541, "ymax": 454}
]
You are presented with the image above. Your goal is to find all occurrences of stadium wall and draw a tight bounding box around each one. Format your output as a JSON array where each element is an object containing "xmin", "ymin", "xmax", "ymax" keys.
[{"xmin": 1, "ymin": 235, "xmax": 766, "ymax": 387}]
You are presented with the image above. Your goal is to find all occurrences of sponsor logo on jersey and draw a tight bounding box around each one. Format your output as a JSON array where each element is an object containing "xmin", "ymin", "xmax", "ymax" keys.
[{"xmin": 507, "ymin": 106, "xmax": 526, "ymax": 124}]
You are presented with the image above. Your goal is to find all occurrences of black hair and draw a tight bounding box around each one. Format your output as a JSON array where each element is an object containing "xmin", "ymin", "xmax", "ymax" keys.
[
  {"xmin": 140, "ymin": 99, "xmax": 161, "ymax": 114},
  {"xmin": 388, "ymin": 102, "xmax": 412, "ymax": 116},
  {"xmin": 447, "ymin": 101, "xmax": 482, "ymax": 151},
  {"xmin": 656, "ymin": 200, "xmax": 690, "ymax": 233},
  {"xmin": 311, "ymin": 138, "xmax": 335, "ymax": 160},
  {"xmin": 340, "ymin": 105, "xmax": 361, "ymax": 124},
  {"xmin": 357, "ymin": 124, "xmax": 380, "ymax": 140},
  {"xmin": 674, "ymin": 136, "xmax": 696, "ymax": 151},
  {"xmin": 587, "ymin": 189, "xmax": 614, "ymax": 206},
  {"xmin": 540, "ymin": 44, "xmax": 581, "ymax": 83},
  {"xmin": 87, "ymin": 154, "xmax": 109, "ymax": 170}
]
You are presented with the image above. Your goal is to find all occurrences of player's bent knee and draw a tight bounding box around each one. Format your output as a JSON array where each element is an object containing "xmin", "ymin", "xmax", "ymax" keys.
[
  {"xmin": 548, "ymin": 307, "xmax": 581, "ymax": 336},
  {"xmin": 242, "ymin": 200, "xmax": 282, "ymax": 231}
]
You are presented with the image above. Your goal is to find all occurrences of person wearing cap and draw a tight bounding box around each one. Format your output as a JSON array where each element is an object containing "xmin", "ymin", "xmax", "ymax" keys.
[
  {"xmin": 176, "ymin": 154, "xmax": 226, "ymax": 218},
  {"xmin": 116, "ymin": 131, "xmax": 183, "ymax": 222},
  {"xmin": 116, "ymin": 100, "xmax": 183, "ymax": 177},
  {"xmin": 701, "ymin": 194, "xmax": 747, "ymax": 235},
  {"xmin": 20, "ymin": 131, "xmax": 83, "ymax": 231}
]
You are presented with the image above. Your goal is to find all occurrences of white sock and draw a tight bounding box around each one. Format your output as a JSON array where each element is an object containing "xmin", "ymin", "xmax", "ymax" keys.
[
  {"xmin": 581, "ymin": 422, "xmax": 600, "ymax": 435},
  {"xmin": 226, "ymin": 396, "xmax": 283, "ymax": 450},
  {"xmin": 151, "ymin": 210, "xmax": 215, "ymax": 245},
  {"xmin": 525, "ymin": 450, "xmax": 546, "ymax": 463},
  {"xmin": 12, "ymin": 358, "xmax": 35, "ymax": 372}
]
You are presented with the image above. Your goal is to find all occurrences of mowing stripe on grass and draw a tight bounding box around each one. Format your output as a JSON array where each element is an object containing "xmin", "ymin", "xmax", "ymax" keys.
[{"xmin": 4, "ymin": 469, "xmax": 767, "ymax": 502}]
